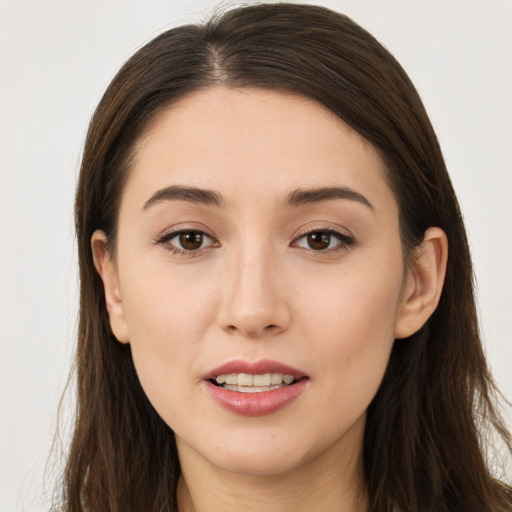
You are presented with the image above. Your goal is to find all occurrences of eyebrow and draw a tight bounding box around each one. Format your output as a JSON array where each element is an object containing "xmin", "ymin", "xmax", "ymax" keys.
[
  {"xmin": 142, "ymin": 185, "xmax": 224, "ymax": 211},
  {"xmin": 284, "ymin": 186, "xmax": 374, "ymax": 211},
  {"xmin": 142, "ymin": 184, "xmax": 373, "ymax": 212}
]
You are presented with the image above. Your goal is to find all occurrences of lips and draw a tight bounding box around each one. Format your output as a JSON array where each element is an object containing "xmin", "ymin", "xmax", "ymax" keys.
[
  {"xmin": 203, "ymin": 359, "xmax": 309, "ymax": 416},
  {"xmin": 203, "ymin": 359, "xmax": 307, "ymax": 381}
]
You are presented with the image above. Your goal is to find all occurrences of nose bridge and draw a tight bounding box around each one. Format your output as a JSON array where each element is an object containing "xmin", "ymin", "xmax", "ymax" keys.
[{"xmin": 219, "ymin": 236, "xmax": 289, "ymax": 337}]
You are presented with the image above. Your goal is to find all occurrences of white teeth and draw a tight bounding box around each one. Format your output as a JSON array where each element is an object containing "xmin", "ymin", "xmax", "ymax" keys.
[
  {"xmin": 224, "ymin": 385, "xmax": 272, "ymax": 393},
  {"xmin": 237, "ymin": 373, "xmax": 253, "ymax": 386},
  {"xmin": 223, "ymin": 384, "xmax": 290, "ymax": 393},
  {"xmin": 225, "ymin": 374, "xmax": 238, "ymax": 385},
  {"xmin": 214, "ymin": 372, "xmax": 297, "ymax": 390},
  {"xmin": 253, "ymin": 373, "xmax": 272, "ymax": 386},
  {"xmin": 271, "ymin": 373, "xmax": 283, "ymax": 385}
]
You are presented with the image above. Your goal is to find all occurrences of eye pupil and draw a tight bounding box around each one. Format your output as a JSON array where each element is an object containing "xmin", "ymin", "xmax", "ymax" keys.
[
  {"xmin": 307, "ymin": 232, "xmax": 330, "ymax": 250},
  {"xmin": 179, "ymin": 232, "xmax": 203, "ymax": 250}
]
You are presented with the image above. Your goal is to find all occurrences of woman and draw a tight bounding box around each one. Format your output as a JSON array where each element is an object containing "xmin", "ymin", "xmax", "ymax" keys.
[{"xmin": 59, "ymin": 3, "xmax": 511, "ymax": 511}]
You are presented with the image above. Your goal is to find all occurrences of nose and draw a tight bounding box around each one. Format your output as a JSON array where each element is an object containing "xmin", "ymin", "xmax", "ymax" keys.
[{"xmin": 217, "ymin": 245, "xmax": 291, "ymax": 338}]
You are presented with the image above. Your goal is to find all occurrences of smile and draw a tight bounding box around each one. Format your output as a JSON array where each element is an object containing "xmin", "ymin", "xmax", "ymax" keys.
[{"xmin": 204, "ymin": 360, "xmax": 308, "ymax": 416}]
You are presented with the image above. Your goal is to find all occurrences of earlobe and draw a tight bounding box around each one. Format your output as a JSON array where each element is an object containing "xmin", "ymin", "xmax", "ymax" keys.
[
  {"xmin": 91, "ymin": 230, "xmax": 130, "ymax": 343},
  {"xmin": 395, "ymin": 227, "xmax": 448, "ymax": 339}
]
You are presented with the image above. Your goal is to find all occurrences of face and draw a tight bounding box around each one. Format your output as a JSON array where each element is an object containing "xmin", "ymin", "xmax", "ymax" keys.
[{"xmin": 99, "ymin": 86, "xmax": 415, "ymax": 477}]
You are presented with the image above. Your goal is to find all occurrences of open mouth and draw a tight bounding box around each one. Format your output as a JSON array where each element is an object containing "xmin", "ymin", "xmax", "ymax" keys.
[
  {"xmin": 211, "ymin": 372, "xmax": 301, "ymax": 393},
  {"xmin": 205, "ymin": 363, "xmax": 309, "ymax": 415}
]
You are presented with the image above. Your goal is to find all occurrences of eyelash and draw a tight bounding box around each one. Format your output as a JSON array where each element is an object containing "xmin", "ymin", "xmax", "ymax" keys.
[
  {"xmin": 154, "ymin": 227, "xmax": 355, "ymax": 256},
  {"xmin": 292, "ymin": 228, "xmax": 355, "ymax": 254},
  {"xmin": 154, "ymin": 229, "xmax": 218, "ymax": 256}
]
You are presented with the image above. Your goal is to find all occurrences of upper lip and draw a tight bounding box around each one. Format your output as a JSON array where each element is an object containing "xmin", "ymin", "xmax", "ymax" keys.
[{"xmin": 203, "ymin": 359, "xmax": 307, "ymax": 380}]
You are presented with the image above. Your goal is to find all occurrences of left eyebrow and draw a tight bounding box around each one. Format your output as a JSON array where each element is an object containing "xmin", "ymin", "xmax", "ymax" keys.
[
  {"xmin": 283, "ymin": 186, "xmax": 374, "ymax": 211},
  {"xmin": 142, "ymin": 185, "xmax": 224, "ymax": 211}
]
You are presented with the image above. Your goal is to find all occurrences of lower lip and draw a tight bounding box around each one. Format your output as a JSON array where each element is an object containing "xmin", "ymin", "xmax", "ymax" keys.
[{"xmin": 205, "ymin": 379, "xmax": 308, "ymax": 417}]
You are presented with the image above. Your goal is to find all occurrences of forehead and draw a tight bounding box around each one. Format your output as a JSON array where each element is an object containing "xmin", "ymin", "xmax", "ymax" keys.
[{"xmin": 123, "ymin": 86, "xmax": 395, "ymax": 213}]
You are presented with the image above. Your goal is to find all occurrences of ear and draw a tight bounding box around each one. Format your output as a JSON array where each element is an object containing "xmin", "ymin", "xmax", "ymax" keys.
[
  {"xmin": 395, "ymin": 227, "xmax": 448, "ymax": 339},
  {"xmin": 91, "ymin": 230, "xmax": 130, "ymax": 343}
]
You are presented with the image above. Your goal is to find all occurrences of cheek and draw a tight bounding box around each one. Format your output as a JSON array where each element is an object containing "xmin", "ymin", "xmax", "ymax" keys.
[
  {"xmin": 297, "ymin": 257, "xmax": 403, "ymax": 343},
  {"xmin": 118, "ymin": 259, "xmax": 219, "ymax": 413},
  {"xmin": 121, "ymin": 254, "xmax": 219, "ymax": 338},
  {"xmin": 294, "ymin": 257, "xmax": 404, "ymax": 404}
]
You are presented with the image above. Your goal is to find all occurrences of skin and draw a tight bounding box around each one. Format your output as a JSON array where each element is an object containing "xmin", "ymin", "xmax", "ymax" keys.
[{"xmin": 93, "ymin": 86, "xmax": 448, "ymax": 512}]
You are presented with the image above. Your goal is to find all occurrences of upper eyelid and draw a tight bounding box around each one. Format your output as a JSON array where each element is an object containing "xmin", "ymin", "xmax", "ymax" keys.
[
  {"xmin": 155, "ymin": 225, "xmax": 217, "ymax": 243},
  {"xmin": 162, "ymin": 228, "xmax": 212, "ymax": 238},
  {"xmin": 292, "ymin": 225, "xmax": 354, "ymax": 241}
]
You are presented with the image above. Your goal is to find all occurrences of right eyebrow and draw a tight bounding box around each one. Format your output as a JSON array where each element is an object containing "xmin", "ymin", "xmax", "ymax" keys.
[{"xmin": 142, "ymin": 185, "xmax": 224, "ymax": 211}]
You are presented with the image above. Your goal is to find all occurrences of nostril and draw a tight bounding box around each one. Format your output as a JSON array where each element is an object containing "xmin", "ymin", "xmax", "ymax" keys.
[{"xmin": 224, "ymin": 323, "xmax": 281, "ymax": 336}]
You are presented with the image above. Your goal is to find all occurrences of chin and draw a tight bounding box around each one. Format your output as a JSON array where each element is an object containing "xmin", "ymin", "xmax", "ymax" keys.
[
  {"xmin": 209, "ymin": 448, "xmax": 308, "ymax": 477},
  {"xmin": 186, "ymin": 426, "xmax": 339, "ymax": 478}
]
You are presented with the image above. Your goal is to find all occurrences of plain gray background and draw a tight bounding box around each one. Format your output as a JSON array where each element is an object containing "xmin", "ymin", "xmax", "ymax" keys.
[{"xmin": 1, "ymin": 0, "xmax": 511, "ymax": 510}]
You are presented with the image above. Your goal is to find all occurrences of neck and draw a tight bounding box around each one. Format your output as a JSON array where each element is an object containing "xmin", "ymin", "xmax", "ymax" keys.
[{"xmin": 176, "ymin": 416, "xmax": 369, "ymax": 512}]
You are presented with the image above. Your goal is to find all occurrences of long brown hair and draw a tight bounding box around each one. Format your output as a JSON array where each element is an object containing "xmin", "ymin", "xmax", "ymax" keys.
[{"xmin": 61, "ymin": 3, "xmax": 511, "ymax": 511}]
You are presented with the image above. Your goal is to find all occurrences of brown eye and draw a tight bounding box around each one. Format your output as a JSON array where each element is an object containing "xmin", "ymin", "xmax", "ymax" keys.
[
  {"xmin": 179, "ymin": 232, "xmax": 204, "ymax": 250},
  {"xmin": 293, "ymin": 229, "xmax": 354, "ymax": 252},
  {"xmin": 157, "ymin": 229, "xmax": 216, "ymax": 254},
  {"xmin": 307, "ymin": 232, "xmax": 331, "ymax": 250}
]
